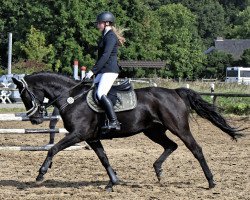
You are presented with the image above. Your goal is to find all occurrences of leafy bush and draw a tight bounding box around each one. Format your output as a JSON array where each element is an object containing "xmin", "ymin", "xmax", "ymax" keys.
[
  {"xmin": 11, "ymin": 60, "xmax": 51, "ymax": 74},
  {"xmin": 61, "ymin": 66, "xmax": 73, "ymax": 76},
  {"xmin": 204, "ymin": 50, "xmax": 233, "ymax": 79},
  {"xmin": 241, "ymin": 48, "xmax": 250, "ymax": 66}
]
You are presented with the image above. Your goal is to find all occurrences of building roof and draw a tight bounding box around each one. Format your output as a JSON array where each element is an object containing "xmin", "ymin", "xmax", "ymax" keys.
[
  {"xmin": 119, "ymin": 60, "xmax": 166, "ymax": 68},
  {"xmin": 214, "ymin": 37, "xmax": 250, "ymax": 60}
]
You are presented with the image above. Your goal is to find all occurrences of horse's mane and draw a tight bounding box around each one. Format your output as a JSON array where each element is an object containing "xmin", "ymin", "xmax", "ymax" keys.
[{"xmin": 25, "ymin": 71, "xmax": 78, "ymax": 86}]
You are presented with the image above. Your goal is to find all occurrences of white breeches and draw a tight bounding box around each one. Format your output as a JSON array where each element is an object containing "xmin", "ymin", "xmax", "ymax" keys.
[{"xmin": 94, "ymin": 73, "xmax": 118, "ymax": 100}]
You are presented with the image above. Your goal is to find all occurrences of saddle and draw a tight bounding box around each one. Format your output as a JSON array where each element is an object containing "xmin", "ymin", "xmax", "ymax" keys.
[{"xmin": 86, "ymin": 79, "xmax": 137, "ymax": 113}]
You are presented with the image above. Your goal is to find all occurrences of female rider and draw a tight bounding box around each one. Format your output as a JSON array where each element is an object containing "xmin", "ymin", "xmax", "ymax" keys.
[{"xmin": 85, "ymin": 11, "xmax": 125, "ymax": 131}]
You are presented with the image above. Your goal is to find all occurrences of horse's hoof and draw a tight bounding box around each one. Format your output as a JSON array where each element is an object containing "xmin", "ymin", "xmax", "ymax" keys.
[
  {"xmin": 105, "ymin": 182, "xmax": 114, "ymax": 192},
  {"xmin": 105, "ymin": 186, "xmax": 114, "ymax": 192},
  {"xmin": 113, "ymin": 178, "xmax": 120, "ymax": 185},
  {"xmin": 36, "ymin": 174, "xmax": 44, "ymax": 182},
  {"xmin": 105, "ymin": 180, "xmax": 117, "ymax": 192},
  {"xmin": 156, "ymin": 168, "xmax": 163, "ymax": 182},
  {"xmin": 209, "ymin": 181, "xmax": 216, "ymax": 189}
]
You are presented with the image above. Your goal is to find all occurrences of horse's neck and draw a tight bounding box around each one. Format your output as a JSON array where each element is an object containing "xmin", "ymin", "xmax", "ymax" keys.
[{"xmin": 43, "ymin": 78, "xmax": 75, "ymax": 100}]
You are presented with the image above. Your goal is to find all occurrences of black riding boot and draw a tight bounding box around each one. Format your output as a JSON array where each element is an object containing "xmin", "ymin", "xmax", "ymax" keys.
[{"xmin": 99, "ymin": 95, "xmax": 121, "ymax": 131}]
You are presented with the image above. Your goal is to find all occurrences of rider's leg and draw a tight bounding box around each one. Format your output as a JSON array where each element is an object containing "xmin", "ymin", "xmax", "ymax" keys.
[
  {"xmin": 96, "ymin": 73, "xmax": 118, "ymax": 100},
  {"xmin": 97, "ymin": 73, "xmax": 120, "ymax": 131},
  {"xmin": 99, "ymin": 95, "xmax": 121, "ymax": 130}
]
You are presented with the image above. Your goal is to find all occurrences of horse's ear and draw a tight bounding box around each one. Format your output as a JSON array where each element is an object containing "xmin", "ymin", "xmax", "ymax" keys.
[{"xmin": 12, "ymin": 77, "xmax": 22, "ymax": 88}]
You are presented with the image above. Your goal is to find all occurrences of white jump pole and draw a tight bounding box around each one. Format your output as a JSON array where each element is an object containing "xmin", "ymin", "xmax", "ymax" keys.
[
  {"xmin": 0, "ymin": 145, "xmax": 84, "ymax": 151},
  {"xmin": 0, "ymin": 113, "xmax": 61, "ymax": 121},
  {"xmin": 0, "ymin": 128, "xmax": 68, "ymax": 134}
]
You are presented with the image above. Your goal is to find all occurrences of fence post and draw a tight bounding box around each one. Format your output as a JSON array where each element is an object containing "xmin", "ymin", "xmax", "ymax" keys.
[
  {"xmin": 81, "ymin": 66, "xmax": 86, "ymax": 80},
  {"xmin": 8, "ymin": 33, "xmax": 12, "ymax": 75},
  {"xmin": 210, "ymin": 83, "xmax": 217, "ymax": 106},
  {"xmin": 73, "ymin": 60, "xmax": 79, "ymax": 80}
]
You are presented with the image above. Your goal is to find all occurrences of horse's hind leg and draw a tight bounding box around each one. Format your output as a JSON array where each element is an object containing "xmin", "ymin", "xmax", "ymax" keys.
[
  {"xmin": 173, "ymin": 128, "xmax": 216, "ymax": 189},
  {"xmin": 144, "ymin": 126, "xmax": 178, "ymax": 182},
  {"xmin": 87, "ymin": 140, "xmax": 119, "ymax": 192}
]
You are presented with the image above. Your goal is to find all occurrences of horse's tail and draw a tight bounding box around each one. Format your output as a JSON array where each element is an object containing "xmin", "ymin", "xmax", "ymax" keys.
[{"xmin": 175, "ymin": 87, "xmax": 244, "ymax": 140}]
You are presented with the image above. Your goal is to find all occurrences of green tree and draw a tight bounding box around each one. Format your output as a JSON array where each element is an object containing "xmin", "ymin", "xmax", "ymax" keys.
[
  {"xmin": 151, "ymin": 0, "xmax": 227, "ymax": 47},
  {"xmin": 105, "ymin": 0, "xmax": 163, "ymax": 77},
  {"xmin": 0, "ymin": 0, "xmax": 20, "ymax": 65},
  {"xmin": 42, "ymin": 1, "xmax": 96, "ymax": 73},
  {"xmin": 204, "ymin": 50, "xmax": 233, "ymax": 78},
  {"xmin": 157, "ymin": 4, "xmax": 205, "ymax": 79},
  {"xmin": 219, "ymin": 0, "xmax": 249, "ymax": 10},
  {"xmin": 241, "ymin": 48, "xmax": 250, "ymax": 66},
  {"xmin": 196, "ymin": 1, "xmax": 226, "ymax": 46},
  {"xmin": 3, "ymin": 0, "xmax": 248, "ymax": 79},
  {"xmin": 0, "ymin": 18, "xmax": 4, "ymax": 65},
  {"xmin": 20, "ymin": 26, "xmax": 54, "ymax": 62},
  {"xmin": 109, "ymin": 0, "xmax": 162, "ymax": 61},
  {"xmin": 231, "ymin": 6, "xmax": 250, "ymax": 38},
  {"xmin": 11, "ymin": 26, "xmax": 55, "ymax": 74}
]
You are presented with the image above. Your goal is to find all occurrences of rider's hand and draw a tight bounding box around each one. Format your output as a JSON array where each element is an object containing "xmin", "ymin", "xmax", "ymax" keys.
[{"xmin": 85, "ymin": 70, "xmax": 94, "ymax": 79}]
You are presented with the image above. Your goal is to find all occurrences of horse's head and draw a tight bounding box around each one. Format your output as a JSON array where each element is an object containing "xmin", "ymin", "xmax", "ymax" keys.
[{"xmin": 12, "ymin": 77, "xmax": 45, "ymax": 125}]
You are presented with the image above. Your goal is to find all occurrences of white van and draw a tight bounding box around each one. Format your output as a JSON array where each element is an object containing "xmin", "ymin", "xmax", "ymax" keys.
[{"xmin": 225, "ymin": 67, "xmax": 250, "ymax": 85}]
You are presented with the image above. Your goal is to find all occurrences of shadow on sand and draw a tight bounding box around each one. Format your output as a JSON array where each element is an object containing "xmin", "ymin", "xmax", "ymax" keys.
[{"xmin": 0, "ymin": 179, "xmax": 109, "ymax": 189}]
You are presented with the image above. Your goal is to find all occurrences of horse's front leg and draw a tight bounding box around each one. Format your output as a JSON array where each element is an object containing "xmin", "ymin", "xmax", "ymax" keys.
[
  {"xmin": 48, "ymin": 107, "xmax": 60, "ymax": 144},
  {"xmin": 87, "ymin": 140, "xmax": 119, "ymax": 192},
  {"xmin": 36, "ymin": 132, "xmax": 82, "ymax": 182}
]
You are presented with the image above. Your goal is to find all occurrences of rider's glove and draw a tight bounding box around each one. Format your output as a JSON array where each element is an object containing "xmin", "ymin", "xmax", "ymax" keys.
[{"xmin": 85, "ymin": 70, "xmax": 94, "ymax": 79}]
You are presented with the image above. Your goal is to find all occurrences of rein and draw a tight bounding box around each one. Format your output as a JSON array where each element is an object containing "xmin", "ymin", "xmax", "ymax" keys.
[
  {"xmin": 44, "ymin": 78, "xmax": 94, "ymax": 111},
  {"xmin": 57, "ymin": 80, "xmax": 94, "ymax": 111},
  {"xmin": 44, "ymin": 78, "xmax": 91, "ymax": 108}
]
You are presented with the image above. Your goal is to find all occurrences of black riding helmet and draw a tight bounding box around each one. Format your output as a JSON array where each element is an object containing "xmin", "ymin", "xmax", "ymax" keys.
[{"xmin": 96, "ymin": 11, "xmax": 115, "ymax": 24}]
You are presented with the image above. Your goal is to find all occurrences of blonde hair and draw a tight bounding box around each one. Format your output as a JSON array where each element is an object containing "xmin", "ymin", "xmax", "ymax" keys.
[{"xmin": 111, "ymin": 26, "xmax": 126, "ymax": 46}]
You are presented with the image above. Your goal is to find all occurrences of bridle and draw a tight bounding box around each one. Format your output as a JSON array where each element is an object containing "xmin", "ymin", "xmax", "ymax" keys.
[
  {"xmin": 19, "ymin": 78, "xmax": 43, "ymax": 117},
  {"xmin": 19, "ymin": 77, "xmax": 94, "ymax": 117}
]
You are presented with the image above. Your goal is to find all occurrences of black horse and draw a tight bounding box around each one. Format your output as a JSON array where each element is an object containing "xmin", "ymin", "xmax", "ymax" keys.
[{"xmin": 12, "ymin": 72, "xmax": 243, "ymax": 191}]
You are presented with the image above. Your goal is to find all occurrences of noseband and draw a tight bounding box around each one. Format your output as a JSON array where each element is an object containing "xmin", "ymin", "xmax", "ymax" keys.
[{"xmin": 20, "ymin": 78, "xmax": 43, "ymax": 117}]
